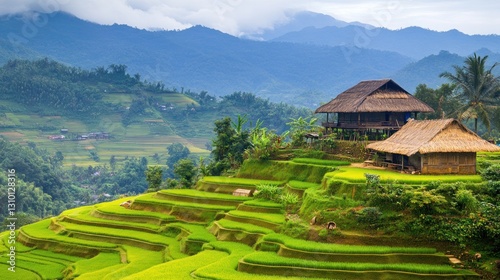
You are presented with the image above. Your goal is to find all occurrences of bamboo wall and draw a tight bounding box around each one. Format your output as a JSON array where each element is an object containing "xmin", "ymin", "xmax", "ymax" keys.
[{"xmin": 421, "ymin": 152, "xmax": 476, "ymax": 174}]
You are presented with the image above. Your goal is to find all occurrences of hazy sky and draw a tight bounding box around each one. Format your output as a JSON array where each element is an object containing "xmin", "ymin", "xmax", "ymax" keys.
[{"xmin": 1, "ymin": 0, "xmax": 498, "ymax": 36}]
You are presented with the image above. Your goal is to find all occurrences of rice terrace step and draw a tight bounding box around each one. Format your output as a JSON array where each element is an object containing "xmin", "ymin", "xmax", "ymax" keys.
[{"xmin": 1, "ymin": 169, "xmax": 482, "ymax": 279}]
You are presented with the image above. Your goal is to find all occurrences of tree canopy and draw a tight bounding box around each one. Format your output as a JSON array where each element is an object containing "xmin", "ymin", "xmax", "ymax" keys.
[{"xmin": 440, "ymin": 53, "xmax": 500, "ymax": 133}]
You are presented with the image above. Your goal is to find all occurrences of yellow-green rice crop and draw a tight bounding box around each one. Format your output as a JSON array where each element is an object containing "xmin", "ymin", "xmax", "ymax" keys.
[
  {"xmin": 327, "ymin": 167, "xmax": 482, "ymax": 184},
  {"xmin": 262, "ymin": 234, "xmax": 437, "ymax": 254},
  {"xmin": 243, "ymin": 251, "xmax": 459, "ymax": 274},
  {"xmin": 122, "ymin": 249, "xmax": 227, "ymax": 280},
  {"xmin": 216, "ymin": 219, "xmax": 274, "ymax": 234},
  {"xmin": 227, "ymin": 210, "xmax": 285, "ymax": 224}
]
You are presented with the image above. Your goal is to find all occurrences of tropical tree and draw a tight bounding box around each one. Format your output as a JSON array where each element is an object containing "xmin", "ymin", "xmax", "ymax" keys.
[
  {"xmin": 440, "ymin": 53, "xmax": 500, "ymax": 133},
  {"xmin": 414, "ymin": 83, "xmax": 460, "ymax": 119},
  {"xmin": 166, "ymin": 143, "xmax": 190, "ymax": 168},
  {"xmin": 286, "ymin": 116, "xmax": 319, "ymax": 147},
  {"xmin": 210, "ymin": 117, "xmax": 251, "ymax": 173},
  {"xmin": 145, "ymin": 166, "xmax": 163, "ymax": 192},
  {"xmin": 174, "ymin": 159, "xmax": 197, "ymax": 188}
]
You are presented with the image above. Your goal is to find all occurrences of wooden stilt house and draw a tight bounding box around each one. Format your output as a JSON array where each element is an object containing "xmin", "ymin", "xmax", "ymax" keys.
[
  {"xmin": 366, "ymin": 119, "xmax": 500, "ymax": 174},
  {"xmin": 315, "ymin": 79, "xmax": 434, "ymax": 139}
]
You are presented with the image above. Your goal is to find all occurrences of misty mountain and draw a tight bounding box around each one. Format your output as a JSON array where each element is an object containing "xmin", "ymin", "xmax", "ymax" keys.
[
  {"xmin": 393, "ymin": 49, "xmax": 500, "ymax": 91},
  {"xmin": 0, "ymin": 12, "xmax": 411, "ymax": 107},
  {"xmin": 272, "ymin": 25, "xmax": 500, "ymax": 59},
  {"xmin": 392, "ymin": 51, "xmax": 464, "ymax": 90},
  {"xmin": 249, "ymin": 11, "xmax": 374, "ymax": 41}
]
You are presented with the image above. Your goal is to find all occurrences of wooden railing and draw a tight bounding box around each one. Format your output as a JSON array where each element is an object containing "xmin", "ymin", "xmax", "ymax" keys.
[{"xmin": 321, "ymin": 121, "xmax": 401, "ymax": 128}]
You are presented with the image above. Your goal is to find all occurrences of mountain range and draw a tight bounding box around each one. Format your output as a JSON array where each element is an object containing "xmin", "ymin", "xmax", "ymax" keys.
[{"xmin": 0, "ymin": 11, "xmax": 499, "ymax": 108}]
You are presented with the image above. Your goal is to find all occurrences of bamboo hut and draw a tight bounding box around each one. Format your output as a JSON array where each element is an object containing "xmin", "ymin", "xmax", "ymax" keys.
[
  {"xmin": 366, "ymin": 119, "xmax": 500, "ymax": 174},
  {"xmin": 315, "ymin": 79, "xmax": 434, "ymax": 139}
]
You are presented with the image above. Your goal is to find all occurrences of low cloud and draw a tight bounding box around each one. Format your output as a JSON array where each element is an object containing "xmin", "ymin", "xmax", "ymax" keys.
[
  {"xmin": 0, "ymin": 0, "xmax": 498, "ymax": 36},
  {"xmin": 0, "ymin": 0, "xmax": 303, "ymax": 36}
]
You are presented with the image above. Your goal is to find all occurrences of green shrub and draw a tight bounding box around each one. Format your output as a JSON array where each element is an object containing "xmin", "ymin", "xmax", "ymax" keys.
[
  {"xmin": 254, "ymin": 184, "xmax": 282, "ymax": 202},
  {"xmin": 365, "ymin": 183, "xmax": 410, "ymax": 211},
  {"xmin": 407, "ymin": 188, "xmax": 447, "ymax": 215},
  {"xmin": 481, "ymin": 164, "xmax": 500, "ymax": 181},
  {"xmin": 318, "ymin": 228, "xmax": 328, "ymax": 238},
  {"xmin": 454, "ymin": 189, "xmax": 478, "ymax": 213},
  {"xmin": 300, "ymin": 187, "xmax": 363, "ymax": 219},
  {"xmin": 486, "ymin": 180, "xmax": 500, "ymax": 199},
  {"xmin": 433, "ymin": 181, "xmax": 464, "ymax": 198},
  {"xmin": 477, "ymin": 159, "xmax": 492, "ymax": 174},
  {"xmin": 355, "ymin": 207, "xmax": 382, "ymax": 226},
  {"xmin": 325, "ymin": 179, "xmax": 345, "ymax": 196},
  {"xmin": 280, "ymin": 192, "xmax": 299, "ymax": 213},
  {"xmin": 280, "ymin": 219, "xmax": 309, "ymax": 239},
  {"xmin": 364, "ymin": 173, "xmax": 380, "ymax": 188}
]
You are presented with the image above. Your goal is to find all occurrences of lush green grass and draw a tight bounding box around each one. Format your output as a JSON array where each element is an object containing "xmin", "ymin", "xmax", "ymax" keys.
[
  {"xmin": 299, "ymin": 186, "xmax": 363, "ymax": 218},
  {"xmin": 0, "ymin": 263, "xmax": 40, "ymax": 280},
  {"xmin": 71, "ymin": 252, "xmax": 124, "ymax": 279},
  {"xmin": 0, "ymin": 231, "xmax": 11, "ymax": 253},
  {"xmin": 133, "ymin": 193, "xmax": 236, "ymax": 211},
  {"xmin": 59, "ymin": 221, "xmax": 176, "ymax": 249},
  {"xmin": 327, "ymin": 167, "xmax": 483, "ymax": 184},
  {"xmin": 94, "ymin": 204, "xmax": 176, "ymax": 224},
  {"xmin": 20, "ymin": 219, "xmax": 118, "ymax": 249},
  {"xmin": 238, "ymin": 159, "xmax": 335, "ymax": 183},
  {"xmin": 122, "ymin": 249, "xmax": 227, "ymax": 280},
  {"xmin": 195, "ymin": 241, "xmax": 324, "ymax": 280},
  {"xmin": 287, "ymin": 180, "xmax": 321, "ymax": 190},
  {"xmin": 292, "ymin": 158, "xmax": 351, "ymax": 166},
  {"xmin": 1, "ymin": 232, "xmax": 37, "ymax": 253},
  {"xmin": 227, "ymin": 210, "xmax": 285, "ymax": 224},
  {"xmin": 165, "ymin": 222, "xmax": 216, "ymax": 243},
  {"xmin": 216, "ymin": 219, "xmax": 274, "ymax": 234},
  {"xmin": 201, "ymin": 176, "xmax": 284, "ymax": 186},
  {"xmin": 74, "ymin": 264, "xmax": 126, "ymax": 280},
  {"xmin": 98, "ymin": 246, "xmax": 165, "ymax": 280},
  {"xmin": 60, "ymin": 212, "xmax": 162, "ymax": 232},
  {"xmin": 27, "ymin": 249, "xmax": 84, "ymax": 264},
  {"xmin": 261, "ymin": 234, "xmax": 437, "ymax": 254},
  {"xmin": 158, "ymin": 189, "xmax": 252, "ymax": 202},
  {"xmin": 242, "ymin": 251, "xmax": 459, "ymax": 274},
  {"xmin": 242, "ymin": 199, "xmax": 282, "ymax": 208},
  {"xmin": 10, "ymin": 254, "xmax": 67, "ymax": 279}
]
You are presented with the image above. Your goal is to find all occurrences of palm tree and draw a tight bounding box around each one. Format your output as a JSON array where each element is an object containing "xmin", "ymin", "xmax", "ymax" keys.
[{"xmin": 440, "ymin": 53, "xmax": 500, "ymax": 133}]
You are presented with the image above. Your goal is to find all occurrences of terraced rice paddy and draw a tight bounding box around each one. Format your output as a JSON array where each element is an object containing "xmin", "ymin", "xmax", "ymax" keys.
[{"xmin": 0, "ymin": 175, "xmax": 479, "ymax": 279}]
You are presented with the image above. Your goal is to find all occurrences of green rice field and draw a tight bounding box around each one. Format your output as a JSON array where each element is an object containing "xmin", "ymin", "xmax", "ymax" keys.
[{"xmin": 0, "ymin": 161, "xmax": 482, "ymax": 279}]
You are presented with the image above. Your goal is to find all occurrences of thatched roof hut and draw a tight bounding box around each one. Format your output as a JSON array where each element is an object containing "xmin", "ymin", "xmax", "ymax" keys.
[
  {"xmin": 367, "ymin": 119, "xmax": 500, "ymax": 174},
  {"xmin": 315, "ymin": 79, "xmax": 434, "ymax": 139},
  {"xmin": 315, "ymin": 79, "xmax": 434, "ymax": 114}
]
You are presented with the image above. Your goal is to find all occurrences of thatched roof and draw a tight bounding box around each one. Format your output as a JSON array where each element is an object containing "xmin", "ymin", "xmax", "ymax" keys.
[
  {"xmin": 315, "ymin": 79, "xmax": 434, "ymax": 113},
  {"xmin": 367, "ymin": 119, "xmax": 500, "ymax": 156}
]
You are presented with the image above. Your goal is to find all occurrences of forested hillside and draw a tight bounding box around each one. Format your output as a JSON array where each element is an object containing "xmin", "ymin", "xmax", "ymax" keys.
[{"xmin": 0, "ymin": 58, "xmax": 311, "ymax": 224}]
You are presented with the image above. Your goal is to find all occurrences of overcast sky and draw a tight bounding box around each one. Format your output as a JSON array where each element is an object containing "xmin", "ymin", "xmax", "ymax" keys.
[{"xmin": 1, "ymin": 0, "xmax": 498, "ymax": 36}]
